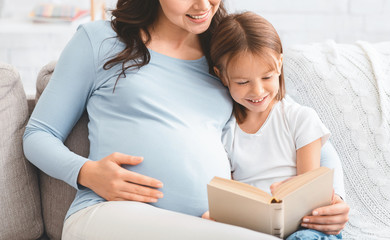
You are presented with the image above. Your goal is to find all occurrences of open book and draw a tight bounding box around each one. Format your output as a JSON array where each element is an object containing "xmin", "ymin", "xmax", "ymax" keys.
[{"xmin": 207, "ymin": 167, "xmax": 334, "ymax": 238}]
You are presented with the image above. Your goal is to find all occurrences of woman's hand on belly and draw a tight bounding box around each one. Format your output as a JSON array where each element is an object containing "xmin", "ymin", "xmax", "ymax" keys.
[{"xmin": 78, "ymin": 152, "xmax": 164, "ymax": 202}]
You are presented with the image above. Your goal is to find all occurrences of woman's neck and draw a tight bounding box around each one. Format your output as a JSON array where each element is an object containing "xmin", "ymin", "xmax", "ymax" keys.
[{"xmin": 146, "ymin": 8, "xmax": 203, "ymax": 60}]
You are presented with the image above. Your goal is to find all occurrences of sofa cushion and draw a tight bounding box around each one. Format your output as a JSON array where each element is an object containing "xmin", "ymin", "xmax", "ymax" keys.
[
  {"xmin": 284, "ymin": 41, "xmax": 390, "ymax": 239},
  {"xmin": 0, "ymin": 63, "xmax": 44, "ymax": 239},
  {"xmin": 36, "ymin": 61, "xmax": 90, "ymax": 240}
]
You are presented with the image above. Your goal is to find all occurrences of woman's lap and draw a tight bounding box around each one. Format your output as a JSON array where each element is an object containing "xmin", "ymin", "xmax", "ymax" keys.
[{"xmin": 62, "ymin": 201, "xmax": 279, "ymax": 240}]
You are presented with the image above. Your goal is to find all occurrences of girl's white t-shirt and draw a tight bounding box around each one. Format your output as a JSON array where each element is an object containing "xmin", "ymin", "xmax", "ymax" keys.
[{"xmin": 222, "ymin": 98, "xmax": 330, "ymax": 194}]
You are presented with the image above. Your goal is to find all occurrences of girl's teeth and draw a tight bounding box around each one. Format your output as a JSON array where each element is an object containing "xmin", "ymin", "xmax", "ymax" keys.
[
  {"xmin": 250, "ymin": 98, "xmax": 264, "ymax": 103},
  {"xmin": 187, "ymin": 12, "xmax": 208, "ymax": 19}
]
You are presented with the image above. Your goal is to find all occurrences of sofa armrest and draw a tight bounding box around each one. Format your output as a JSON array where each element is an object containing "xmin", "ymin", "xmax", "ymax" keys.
[{"xmin": 0, "ymin": 62, "xmax": 44, "ymax": 239}]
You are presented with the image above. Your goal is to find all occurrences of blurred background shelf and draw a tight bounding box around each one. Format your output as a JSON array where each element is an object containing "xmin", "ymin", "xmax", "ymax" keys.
[
  {"xmin": 0, "ymin": 18, "xmax": 82, "ymax": 97},
  {"xmin": 0, "ymin": 0, "xmax": 115, "ymax": 96}
]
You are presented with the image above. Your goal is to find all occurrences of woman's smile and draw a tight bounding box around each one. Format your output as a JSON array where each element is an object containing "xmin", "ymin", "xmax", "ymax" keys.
[{"xmin": 186, "ymin": 9, "xmax": 211, "ymax": 23}]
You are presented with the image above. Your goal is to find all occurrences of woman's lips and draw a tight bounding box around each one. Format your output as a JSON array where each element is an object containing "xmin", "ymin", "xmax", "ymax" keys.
[{"xmin": 186, "ymin": 10, "xmax": 211, "ymax": 23}]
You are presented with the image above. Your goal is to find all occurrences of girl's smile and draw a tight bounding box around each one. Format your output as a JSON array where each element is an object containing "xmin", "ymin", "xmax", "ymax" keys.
[{"xmin": 247, "ymin": 95, "xmax": 268, "ymax": 104}]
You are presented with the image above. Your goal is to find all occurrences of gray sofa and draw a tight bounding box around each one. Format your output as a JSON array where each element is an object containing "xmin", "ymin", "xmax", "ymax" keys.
[
  {"xmin": 1, "ymin": 61, "xmax": 85, "ymax": 240},
  {"xmin": 1, "ymin": 41, "xmax": 389, "ymax": 240}
]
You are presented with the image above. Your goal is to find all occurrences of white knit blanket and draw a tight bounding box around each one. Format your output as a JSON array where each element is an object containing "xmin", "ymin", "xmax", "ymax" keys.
[{"xmin": 284, "ymin": 41, "xmax": 390, "ymax": 239}]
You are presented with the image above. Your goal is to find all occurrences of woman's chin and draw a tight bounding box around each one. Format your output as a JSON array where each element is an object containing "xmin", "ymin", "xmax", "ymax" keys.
[{"xmin": 187, "ymin": 24, "xmax": 212, "ymax": 35}]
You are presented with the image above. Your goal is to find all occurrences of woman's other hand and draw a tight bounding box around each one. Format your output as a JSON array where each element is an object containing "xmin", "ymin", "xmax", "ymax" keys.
[
  {"xmin": 301, "ymin": 194, "xmax": 350, "ymax": 235},
  {"xmin": 78, "ymin": 152, "xmax": 164, "ymax": 202}
]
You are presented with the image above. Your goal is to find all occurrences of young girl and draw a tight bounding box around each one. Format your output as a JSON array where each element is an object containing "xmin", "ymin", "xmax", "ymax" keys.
[{"xmin": 208, "ymin": 12, "xmax": 343, "ymax": 239}]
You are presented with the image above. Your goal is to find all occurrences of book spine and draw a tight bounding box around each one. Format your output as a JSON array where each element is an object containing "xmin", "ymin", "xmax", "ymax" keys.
[{"xmin": 271, "ymin": 202, "xmax": 284, "ymax": 238}]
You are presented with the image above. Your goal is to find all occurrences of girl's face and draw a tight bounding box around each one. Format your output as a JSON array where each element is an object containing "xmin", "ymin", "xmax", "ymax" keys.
[
  {"xmin": 222, "ymin": 52, "xmax": 283, "ymax": 116},
  {"xmin": 158, "ymin": 0, "xmax": 221, "ymax": 34}
]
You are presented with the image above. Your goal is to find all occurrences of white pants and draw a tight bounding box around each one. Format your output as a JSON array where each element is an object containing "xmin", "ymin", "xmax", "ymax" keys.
[{"xmin": 62, "ymin": 201, "xmax": 278, "ymax": 240}]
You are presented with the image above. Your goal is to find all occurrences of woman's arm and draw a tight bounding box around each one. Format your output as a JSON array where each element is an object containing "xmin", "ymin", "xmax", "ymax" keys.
[
  {"xmin": 23, "ymin": 26, "xmax": 97, "ymax": 189},
  {"xmin": 320, "ymin": 141, "xmax": 346, "ymax": 199},
  {"xmin": 23, "ymin": 25, "xmax": 163, "ymax": 202}
]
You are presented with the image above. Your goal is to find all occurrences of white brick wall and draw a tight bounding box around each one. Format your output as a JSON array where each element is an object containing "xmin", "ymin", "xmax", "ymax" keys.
[
  {"xmin": 350, "ymin": 0, "xmax": 384, "ymax": 14},
  {"xmin": 227, "ymin": 0, "xmax": 390, "ymax": 47},
  {"xmin": 1, "ymin": 0, "xmax": 390, "ymax": 95},
  {"xmin": 227, "ymin": 0, "xmax": 349, "ymax": 13}
]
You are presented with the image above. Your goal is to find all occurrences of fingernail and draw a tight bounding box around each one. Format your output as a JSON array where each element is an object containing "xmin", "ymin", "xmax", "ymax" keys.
[
  {"xmin": 157, "ymin": 193, "xmax": 164, "ymax": 198},
  {"xmin": 156, "ymin": 182, "xmax": 163, "ymax": 188},
  {"xmin": 313, "ymin": 211, "xmax": 319, "ymax": 216},
  {"xmin": 303, "ymin": 218, "xmax": 309, "ymax": 223},
  {"xmin": 151, "ymin": 198, "xmax": 158, "ymax": 203},
  {"xmin": 301, "ymin": 224, "xmax": 307, "ymax": 227}
]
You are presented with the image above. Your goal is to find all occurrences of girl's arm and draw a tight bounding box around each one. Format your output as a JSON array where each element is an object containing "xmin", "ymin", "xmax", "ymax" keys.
[
  {"xmin": 293, "ymin": 107, "xmax": 349, "ymax": 235},
  {"xmin": 301, "ymin": 142, "xmax": 349, "ymax": 235},
  {"xmin": 296, "ymin": 138, "xmax": 322, "ymax": 174},
  {"xmin": 286, "ymin": 95, "xmax": 345, "ymax": 198}
]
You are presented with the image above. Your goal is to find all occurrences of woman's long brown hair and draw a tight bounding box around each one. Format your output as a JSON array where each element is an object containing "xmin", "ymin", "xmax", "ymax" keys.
[
  {"xmin": 210, "ymin": 11, "xmax": 285, "ymax": 123},
  {"xmin": 103, "ymin": 0, "xmax": 227, "ymax": 83}
]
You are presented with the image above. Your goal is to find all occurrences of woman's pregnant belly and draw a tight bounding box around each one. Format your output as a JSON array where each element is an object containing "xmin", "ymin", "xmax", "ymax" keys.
[{"xmin": 92, "ymin": 126, "xmax": 231, "ymax": 217}]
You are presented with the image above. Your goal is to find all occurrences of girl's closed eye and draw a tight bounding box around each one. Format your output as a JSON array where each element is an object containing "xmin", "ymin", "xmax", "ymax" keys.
[
  {"xmin": 262, "ymin": 71, "xmax": 278, "ymax": 80},
  {"xmin": 237, "ymin": 81, "xmax": 249, "ymax": 85},
  {"xmin": 233, "ymin": 79, "xmax": 250, "ymax": 85}
]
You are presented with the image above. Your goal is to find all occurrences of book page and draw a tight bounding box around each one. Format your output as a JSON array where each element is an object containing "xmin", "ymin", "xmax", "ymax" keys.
[
  {"xmin": 279, "ymin": 168, "xmax": 334, "ymax": 236},
  {"xmin": 273, "ymin": 167, "xmax": 331, "ymax": 199},
  {"xmin": 209, "ymin": 177, "xmax": 273, "ymax": 203}
]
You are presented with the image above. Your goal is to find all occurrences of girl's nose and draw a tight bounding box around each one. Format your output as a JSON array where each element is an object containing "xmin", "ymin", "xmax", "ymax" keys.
[{"xmin": 252, "ymin": 82, "xmax": 265, "ymax": 96}]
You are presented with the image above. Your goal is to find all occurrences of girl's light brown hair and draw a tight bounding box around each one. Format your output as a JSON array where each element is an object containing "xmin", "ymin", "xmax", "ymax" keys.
[{"xmin": 210, "ymin": 11, "xmax": 285, "ymax": 123}]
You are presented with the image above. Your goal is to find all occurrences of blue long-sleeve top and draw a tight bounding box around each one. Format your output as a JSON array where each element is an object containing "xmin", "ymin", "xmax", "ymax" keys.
[{"xmin": 23, "ymin": 20, "xmax": 233, "ymax": 219}]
